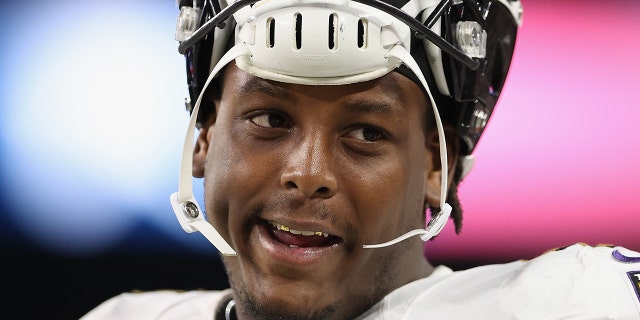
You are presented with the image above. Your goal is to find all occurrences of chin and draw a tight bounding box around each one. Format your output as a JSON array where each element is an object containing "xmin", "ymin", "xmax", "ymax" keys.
[{"xmin": 235, "ymin": 285, "xmax": 341, "ymax": 320}]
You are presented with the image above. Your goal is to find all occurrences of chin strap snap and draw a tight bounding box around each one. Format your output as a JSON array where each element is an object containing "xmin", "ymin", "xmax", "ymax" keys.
[{"xmin": 170, "ymin": 193, "xmax": 237, "ymax": 256}]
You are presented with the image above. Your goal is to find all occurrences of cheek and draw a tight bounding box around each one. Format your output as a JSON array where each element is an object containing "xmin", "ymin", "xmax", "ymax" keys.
[
  {"xmin": 202, "ymin": 128, "xmax": 248, "ymax": 227},
  {"xmin": 346, "ymin": 153, "xmax": 426, "ymax": 239},
  {"xmin": 205, "ymin": 148, "xmax": 245, "ymax": 199},
  {"xmin": 204, "ymin": 128, "xmax": 281, "ymax": 214}
]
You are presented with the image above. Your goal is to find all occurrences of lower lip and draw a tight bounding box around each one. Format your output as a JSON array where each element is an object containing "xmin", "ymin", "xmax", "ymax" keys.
[{"xmin": 255, "ymin": 224, "xmax": 340, "ymax": 267}]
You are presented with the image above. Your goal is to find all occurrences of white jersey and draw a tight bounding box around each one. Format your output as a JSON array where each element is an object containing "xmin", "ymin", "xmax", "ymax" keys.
[{"xmin": 82, "ymin": 244, "xmax": 640, "ymax": 319}]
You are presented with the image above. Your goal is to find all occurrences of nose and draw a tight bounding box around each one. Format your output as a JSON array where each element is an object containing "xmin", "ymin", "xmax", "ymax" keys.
[{"xmin": 280, "ymin": 134, "xmax": 338, "ymax": 199}]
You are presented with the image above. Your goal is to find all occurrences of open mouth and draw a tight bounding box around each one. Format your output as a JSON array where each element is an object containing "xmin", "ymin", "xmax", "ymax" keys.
[{"xmin": 266, "ymin": 220, "xmax": 343, "ymax": 248}]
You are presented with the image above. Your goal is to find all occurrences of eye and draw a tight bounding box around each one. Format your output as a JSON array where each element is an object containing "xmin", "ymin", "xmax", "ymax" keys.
[
  {"xmin": 347, "ymin": 127, "xmax": 384, "ymax": 142},
  {"xmin": 249, "ymin": 112, "xmax": 290, "ymax": 129}
]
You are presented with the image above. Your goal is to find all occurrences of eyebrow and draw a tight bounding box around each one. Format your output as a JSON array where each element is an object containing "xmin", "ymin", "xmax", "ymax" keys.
[
  {"xmin": 344, "ymin": 99, "xmax": 400, "ymax": 116},
  {"xmin": 237, "ymin": 76, "xmax": 298, "ymax": 103},
  {"xmin": 344, "ymin": 77, "xmax": 405, "ymax": 116},
  {"xmin": 236, "ymin": 72, "xmax": 409, "ymax": 116}
]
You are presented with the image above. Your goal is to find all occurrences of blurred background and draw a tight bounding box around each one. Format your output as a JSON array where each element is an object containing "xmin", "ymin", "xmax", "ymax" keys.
[{"xmin": 1, "ymin": 0, "xmax": 639, "ymax": 318}]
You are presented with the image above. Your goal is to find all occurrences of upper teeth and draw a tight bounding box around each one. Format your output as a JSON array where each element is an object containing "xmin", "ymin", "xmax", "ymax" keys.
[{"xmin": 269, "ymin": 221, "xmax": 329, "ymax": 238}]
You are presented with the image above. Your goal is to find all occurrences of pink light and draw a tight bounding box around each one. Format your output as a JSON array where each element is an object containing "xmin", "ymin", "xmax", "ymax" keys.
[{"xmin": 427, "ymin": 0, "xmax": 640, "ymax": 263}]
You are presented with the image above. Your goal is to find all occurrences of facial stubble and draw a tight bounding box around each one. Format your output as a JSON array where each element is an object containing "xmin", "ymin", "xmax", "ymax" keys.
[{"xmin": 221, "ymin": 234, "xmax": 404, "ymax": 320}]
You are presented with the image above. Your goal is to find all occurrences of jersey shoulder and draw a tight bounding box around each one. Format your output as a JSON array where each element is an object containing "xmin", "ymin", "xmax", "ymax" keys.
[
  {"xmin": 505, "ymin": 243, "xmax": 640, "ymax": 318},
  {"xmin": 401, "ymin": 243, "xmax": 640, "ymax": 319},
  {"xmin": 80, "ymin": 289, "xmax": 229, "ymax": 320},
  {"xmin": 533, "ymin": 242, "xmax": 640, "ymax": 272}
]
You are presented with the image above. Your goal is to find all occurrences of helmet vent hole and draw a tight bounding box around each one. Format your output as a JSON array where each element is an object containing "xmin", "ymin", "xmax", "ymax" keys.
[
  {"xmin": 267, "ymin": 17, "xmax": 276, "ymax": 48},
  {"xmin": 328, "ymin": 13, "xmax": 338, "ymax": 50},
  {"xmin": 295, "ymin": 13, "xmax": 302, "ymax": 50},
  {"xmin": 357, "ymin": 18, "xmax": 367, "ymax": 49}
]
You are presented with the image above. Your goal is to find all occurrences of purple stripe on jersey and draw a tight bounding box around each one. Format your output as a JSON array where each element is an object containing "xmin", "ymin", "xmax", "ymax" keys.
[{"xmin": 613, "ymin": 249, "xmax": 640, "ymax": 263}]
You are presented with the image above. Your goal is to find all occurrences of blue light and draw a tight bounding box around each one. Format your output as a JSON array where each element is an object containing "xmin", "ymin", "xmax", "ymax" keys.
[{"xmin": 0, "ymin": 0, "xmax": 208, "ymax": 254}]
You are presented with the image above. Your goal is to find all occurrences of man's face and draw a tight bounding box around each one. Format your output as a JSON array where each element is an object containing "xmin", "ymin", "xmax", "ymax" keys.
[{"xmin": 197, "ymin": 64, "xmax": 438, "ymax": 319}]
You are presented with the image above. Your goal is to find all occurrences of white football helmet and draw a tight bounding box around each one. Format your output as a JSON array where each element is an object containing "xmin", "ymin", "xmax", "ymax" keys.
[{"xmin": 170, "ymin": 0, "xmax": 523, "ymax": 255}]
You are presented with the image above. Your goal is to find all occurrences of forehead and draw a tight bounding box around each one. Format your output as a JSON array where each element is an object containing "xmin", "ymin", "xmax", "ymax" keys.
[{"xmin": 219, "ymin": 64, "xmax": 429, "ymax": 113}]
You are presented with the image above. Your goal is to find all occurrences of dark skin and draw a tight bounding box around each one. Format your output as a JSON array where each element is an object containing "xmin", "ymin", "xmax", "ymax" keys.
[{"xmin": 193, "ymin": 64, "xmax": 458, "ymax": 320}]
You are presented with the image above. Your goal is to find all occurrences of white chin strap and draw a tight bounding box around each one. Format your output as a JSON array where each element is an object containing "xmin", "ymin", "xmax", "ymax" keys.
[
  {"xmin": 169, "ymin": 44, "xmax": 251, "ymax": 257},
  {"xmin": 169, "ymin": 44, "xmax": 451, "ymax": 255},
  {"xmin": 362, "ymin": 45, "xmax": 451, "ymax": 249}
]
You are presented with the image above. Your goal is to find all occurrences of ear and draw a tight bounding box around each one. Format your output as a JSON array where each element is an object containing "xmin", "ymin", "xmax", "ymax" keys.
[
  {"xmin": 192, "ymin": 73, "xmax": 224, "ymax": 178},
  {"xmin": 424, "ymin": 124, "xmax": 460, "ymax": 208},
  {"xmin": 192, "ymin": 101, "xmax": 219, "ymax": 178},
  {"xmin": 192, "ymin": 125, "xmax": 213, "ymax": 178}
]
